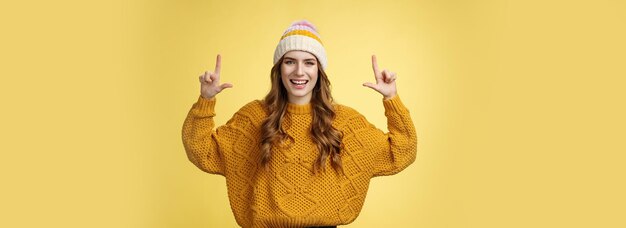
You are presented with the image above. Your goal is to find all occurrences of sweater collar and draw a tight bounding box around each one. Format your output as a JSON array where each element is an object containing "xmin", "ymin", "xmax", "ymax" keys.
[{"xmin": 286, "ymin": 102, "xmax": 312, "ymax": 114}]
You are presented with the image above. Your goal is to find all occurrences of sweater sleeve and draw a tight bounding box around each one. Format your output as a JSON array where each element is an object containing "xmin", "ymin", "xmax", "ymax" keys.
[
  {"xmin": 181, "ymin": 96, "xmax": 226, "ymax": 175},
  {"xmin": 372, "ymin": 95, "xmax": 418, "ymax": 177}
]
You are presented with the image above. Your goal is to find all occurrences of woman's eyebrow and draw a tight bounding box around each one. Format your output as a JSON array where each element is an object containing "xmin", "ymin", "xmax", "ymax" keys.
[{"xmin": 283, "ymin": 57, "xmax": 317, "ymax": 61}]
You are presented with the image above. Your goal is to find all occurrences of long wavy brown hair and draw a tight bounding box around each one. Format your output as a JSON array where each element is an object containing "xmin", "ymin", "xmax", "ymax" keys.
[{"xmin": 260, "ymin": 55, "xmax": 343, "ymax": 173}]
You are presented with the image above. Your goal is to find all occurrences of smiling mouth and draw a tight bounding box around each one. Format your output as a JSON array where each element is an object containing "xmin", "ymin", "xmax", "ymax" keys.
[{"xmin": 290, "ymin": 79, "xmax": 309, "ymax": 85}]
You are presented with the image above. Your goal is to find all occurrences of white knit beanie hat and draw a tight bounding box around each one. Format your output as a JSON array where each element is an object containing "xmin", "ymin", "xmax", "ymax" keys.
[{"xmin": 273, "ymin": 20, "xmax": 328, "ymax": 70}]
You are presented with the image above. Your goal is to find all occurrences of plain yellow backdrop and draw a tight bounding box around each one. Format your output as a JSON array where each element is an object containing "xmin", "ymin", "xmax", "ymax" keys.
[{"xmin": 1, "ymin": 0, "xmax": 625, "ymax": 227}]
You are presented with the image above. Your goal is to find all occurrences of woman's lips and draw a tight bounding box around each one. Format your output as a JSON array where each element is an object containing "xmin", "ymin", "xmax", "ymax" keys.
[{"xmin": 290, "ymin": 79, "xmax": 308, "ymax": 89}]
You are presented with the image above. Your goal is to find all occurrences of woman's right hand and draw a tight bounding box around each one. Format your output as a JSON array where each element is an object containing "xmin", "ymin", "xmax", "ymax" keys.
[{"xmin": 199, "ymin": 54, "xmax": 233, "ymax": 99}]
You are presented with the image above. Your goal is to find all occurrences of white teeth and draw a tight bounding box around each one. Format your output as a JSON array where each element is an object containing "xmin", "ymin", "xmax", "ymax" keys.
[{"xmin": 290, "ymin": 79, "xmax": 308, "ymax": 85}]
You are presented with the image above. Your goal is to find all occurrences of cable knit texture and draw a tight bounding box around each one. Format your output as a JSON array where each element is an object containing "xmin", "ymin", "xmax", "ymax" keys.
[{"xmin": 182, "ymin": 95, "xmax": 417, "ymax": 228}]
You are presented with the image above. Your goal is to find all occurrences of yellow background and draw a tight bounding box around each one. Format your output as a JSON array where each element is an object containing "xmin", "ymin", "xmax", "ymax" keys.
[{"xmin": 1, "ymin": 0, "xmax": 625, "ymax": 227}]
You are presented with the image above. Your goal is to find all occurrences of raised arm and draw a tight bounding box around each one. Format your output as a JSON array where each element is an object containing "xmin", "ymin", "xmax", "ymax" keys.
[
  {"xmin": 182, "ymin": 54, "xmax": 233, "ymax": 175},
  {"xmin": 374, "ymin": 95, "xmax": 417, "ymax": 176},
  {"xmin": 361, "ymin": 55, "xmax": 417, "ymax": 176}
]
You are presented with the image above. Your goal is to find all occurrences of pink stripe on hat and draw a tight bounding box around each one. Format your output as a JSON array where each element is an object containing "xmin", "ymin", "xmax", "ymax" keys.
[{"xmin": 282, "ymin": 25, "xmax": 321, "ymax": 38}]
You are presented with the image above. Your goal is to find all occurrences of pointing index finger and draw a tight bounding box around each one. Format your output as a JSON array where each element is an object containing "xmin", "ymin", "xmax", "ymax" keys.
[
  {"xmin": 371, "ymin": 55, "xmax": 380, "ymax": 76},
  {"xmin": 215, "ymin": 54, "xmax": 222, "ymax": 74}
]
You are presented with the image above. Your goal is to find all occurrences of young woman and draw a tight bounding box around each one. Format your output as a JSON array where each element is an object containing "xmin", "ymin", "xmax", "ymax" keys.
[{"xmin": 182, "ymin": 20, "xmax": 417, "ymax": 228}]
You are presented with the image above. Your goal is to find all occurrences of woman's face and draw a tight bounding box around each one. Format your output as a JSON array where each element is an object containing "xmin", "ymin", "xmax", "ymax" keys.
[{"xmin": 280, "ymin": 50, "xmax": 319, "ymax": 105}]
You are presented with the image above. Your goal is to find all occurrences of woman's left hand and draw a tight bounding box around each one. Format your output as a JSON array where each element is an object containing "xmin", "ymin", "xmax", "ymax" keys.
[{"xmin": 363, "ymin": 55, "xmax": 397, "ymax": 99}]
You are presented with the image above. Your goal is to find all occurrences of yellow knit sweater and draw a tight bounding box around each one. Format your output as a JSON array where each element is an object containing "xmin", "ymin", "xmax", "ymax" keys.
[{"xmin": 182, "ymin": 95, "xmax": 417, "ymax": 227}]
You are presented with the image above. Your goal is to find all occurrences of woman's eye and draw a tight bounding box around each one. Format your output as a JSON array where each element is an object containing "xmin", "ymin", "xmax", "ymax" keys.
[{"xmin": 283, "ymin": 60, "xmax": 315, "ymax": 65}]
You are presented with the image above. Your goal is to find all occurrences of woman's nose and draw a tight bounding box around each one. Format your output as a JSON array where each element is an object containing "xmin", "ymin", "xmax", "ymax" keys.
[{"xmin": 295, "ymin": 64, "xmax": 305, "ymax": 76}]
